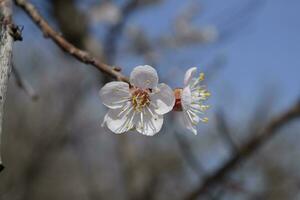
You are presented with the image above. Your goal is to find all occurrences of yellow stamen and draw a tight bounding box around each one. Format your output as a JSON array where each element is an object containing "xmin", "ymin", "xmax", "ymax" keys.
[
  {"xmin": 201, "ymin": 117, "xmax": 209, "ymax": 123},
  {"xmin": 199, "ymin": 73, "xmax": 205, "ymax": 81},
  {"xmin": 131, "ymin": 88, "xmax": 150, "ymax": 112}
]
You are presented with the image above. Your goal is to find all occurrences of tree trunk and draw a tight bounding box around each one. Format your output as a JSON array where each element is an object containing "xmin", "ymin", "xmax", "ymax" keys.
[{"xmin": 0, "ymin": 0, "xmax": 13, "ymax": 171}]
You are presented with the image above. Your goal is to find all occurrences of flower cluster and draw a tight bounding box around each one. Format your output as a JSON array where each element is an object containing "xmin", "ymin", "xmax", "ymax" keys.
[{"xmin": 99, "ymin": 65, "xmax": 210, "ymax": 136}]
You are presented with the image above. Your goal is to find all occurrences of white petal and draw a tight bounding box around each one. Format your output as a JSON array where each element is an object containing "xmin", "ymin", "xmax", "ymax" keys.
[
  {"xmin": 181, "ymin": 86, "xmax": 192, "ymax": 111},
  {"xmin": 104, "ymin": 106, "xmax": 135, "ymax": 134},
  {"xmin": 136, "ymin": 108, "xmax": 163, "ymax": 136},
  {"xmin": 99, "ymin": 81, "xmax": 131, "ymax": 109},
  {"xmin": 183, "ymin": 112, "xmax": 197, "ymax": 135},
  {"xmin": 184, "ymin": 67, "xmax": 197, "ymax": 86},
  {"xmin": 101, "ymin": 113, "xmax": 109, "ymax": 127},
  {"xmin": 130, "ymin": 65, "xmax": 158, "ymax": 89},
  {"xmin": 187, "ymin": 110, "xmax": 200, "ymax": 124},
  {"xmin": 150, "ymin": 83, "xmax": 175, "ymax": 115}
]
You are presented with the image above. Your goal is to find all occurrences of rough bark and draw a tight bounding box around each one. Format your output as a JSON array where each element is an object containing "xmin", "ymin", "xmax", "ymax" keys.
[{"xmin": 0, "ymin": 0, "xmax": 13, "ymax": 171}]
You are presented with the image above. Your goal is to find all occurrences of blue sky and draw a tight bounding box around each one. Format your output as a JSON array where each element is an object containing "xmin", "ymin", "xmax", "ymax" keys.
[
  {"xmin": 15, "ymin": 0, "xmax": 300, "ymax": 118},
  {"xmin": 120, "ymin": 0, "xmax": 300, "ymax": 116},
  {"xmin": 221, "ymin": 0, "xmax": 300, "ymax": 111}
]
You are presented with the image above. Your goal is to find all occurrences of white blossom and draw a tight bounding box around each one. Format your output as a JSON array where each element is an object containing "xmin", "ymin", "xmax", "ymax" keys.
[
  {"xmin": 100, "ymin": 65, "xmax": 175, "ymax": 136},
  {"xmin": 175, "ymin": 67, "xmax": 210, "ymax": 135}
]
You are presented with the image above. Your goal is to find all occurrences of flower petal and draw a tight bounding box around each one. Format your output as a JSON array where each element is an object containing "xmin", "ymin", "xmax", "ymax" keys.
[
  {"xmin": 103, "ymin": 104, "xmax": 135, "ymax": 134},
  {"xmin": 183, "ymin": 112, "xmax": 197, "ymax": 135},
  {"xmin": 184, "ymin": 67, "xmax": 197, "ymax": 86},
  {"xmin": 150, "ymin": 83, "xmax": 175, "ymax": 115},
  {"xmin": 136, "ymin": 108, "xmax": 163, "ymax": 136},
  {"xmin": 130, "ymin": 65, "xmax": 158, "ymax": 89},
  {"xmin": 181, "ymin": 86, "xmax": 192, "ymax": 111},
  {"xmin": 99, "ymin": 81, "xmax": 131, "ymax": 109}
]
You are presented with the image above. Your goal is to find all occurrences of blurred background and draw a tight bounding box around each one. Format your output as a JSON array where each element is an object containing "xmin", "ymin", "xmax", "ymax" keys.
[{"xmin": 1, "ymin": 0, "xmax": 300, "ymax": 199}]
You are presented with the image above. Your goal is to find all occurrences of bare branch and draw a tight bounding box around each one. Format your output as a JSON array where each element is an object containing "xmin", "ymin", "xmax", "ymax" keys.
[
  {"xmin": 184, "ymin": 100, "xmax": 300, "ymax": 200},
  {"xmin": 13, "ymin": 0, "xmax": 129, "ymax": 82},
  {"xmin": 0, "ymin": 0, "xmax": 13, "ymax": 172}
]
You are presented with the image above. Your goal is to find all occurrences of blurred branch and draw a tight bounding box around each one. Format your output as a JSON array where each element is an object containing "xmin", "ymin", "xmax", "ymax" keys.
[
  {"xmin": 50, "ymin": 0, "xmax": 104, "ymax": 59},
  {"xmin": 20, "ymin": 81, "xmax": 91, "ymax": 199},
  {"xmin": 126, "ymin": 27, "xmax": 157, "ymax": 66},
  {"xmin": 184, "ymin": 99, "xmax": 300, "ymax": 200},
  {"xmin": 12, "ymin": 63, "xmax": 38, "ymax": 100},
  {"xmin": 215, "ymin": 109, "xmax": 238, "ymax": 153},
  {"xmin": 14, "ymin": 0, "xmax": 129, "ymax": 82},
  {"xmin": 247, "ymin": 88, "xmax": 277, "ymax": 137},
  {"xmin": 0, "ymin": 0, "xmax": 13, "ymax": 172},
  {"xmin": 50, "ymin": 0, "xmax": 88, "ymax": 49},
  {"xmin": 103, "ymin": 0, "xmax": 140, "ymax": 64},
  {"xmin": 103, "ymin": 0, "xmax": 162, "ymax": 65},
  {"xmin": 102, "ymin": 0, "xmax": 143, "ymax": 85},
  {"xmin": 211, "ymin": 179, "xmax": 253, "ymax": 200},
  {"xmin": 174, "ymin": 131, "xmax": 205, "ymax": 177}
]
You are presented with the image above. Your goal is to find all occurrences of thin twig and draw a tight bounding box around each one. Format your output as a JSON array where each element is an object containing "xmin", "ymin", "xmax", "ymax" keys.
[
  {"xmin": 13, "ymin": 0, "xmax": 129, "ymax": 82},
  {"xmin": 12, "ymin": 63, "xmax": 38, "ymax": 100},
  {"xmin": 184, "ymin": 99, "xmax": 300, "ymax": 200}
]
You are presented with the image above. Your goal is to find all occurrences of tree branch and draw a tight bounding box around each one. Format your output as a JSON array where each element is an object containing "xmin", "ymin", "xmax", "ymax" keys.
[
  {"xmin": 184, "ymin": 99, "xmax": 300, "ymax": 200},
  {"xmin": 13, "ymin": 0, "xmax": 129, "ymax": 82},
  {"xmin": 0, "ymin": 0, "xmax": 13, "ymax": 171}
]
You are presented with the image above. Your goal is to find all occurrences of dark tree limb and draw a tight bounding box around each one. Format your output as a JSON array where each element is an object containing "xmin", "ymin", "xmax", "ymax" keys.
[{"xmin": 184, "ymin": 100, "xmax": 300, "ymax": 200}]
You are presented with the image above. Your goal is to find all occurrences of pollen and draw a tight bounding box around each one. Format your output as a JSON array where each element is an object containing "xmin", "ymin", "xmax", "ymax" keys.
[
  {"xmin": 201, "ymin": 117, "xmax": 209, "ymax": 123},
  {"xmin": 199, "ymin": 73, "xmax": 205, "ymax": 81},
  {"xmin": 131, "ymin": 88, "xmax": 150, "ymax": 112}
]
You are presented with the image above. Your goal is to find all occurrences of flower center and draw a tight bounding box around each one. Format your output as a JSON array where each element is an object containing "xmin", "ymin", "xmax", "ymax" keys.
[
  {"xmin": 173, "ymin": 88, "xmax": 183, "ymax": 111},
  {"xmin": 131, "ymin": 88, "xmax": 150, "ymax": 112}
]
